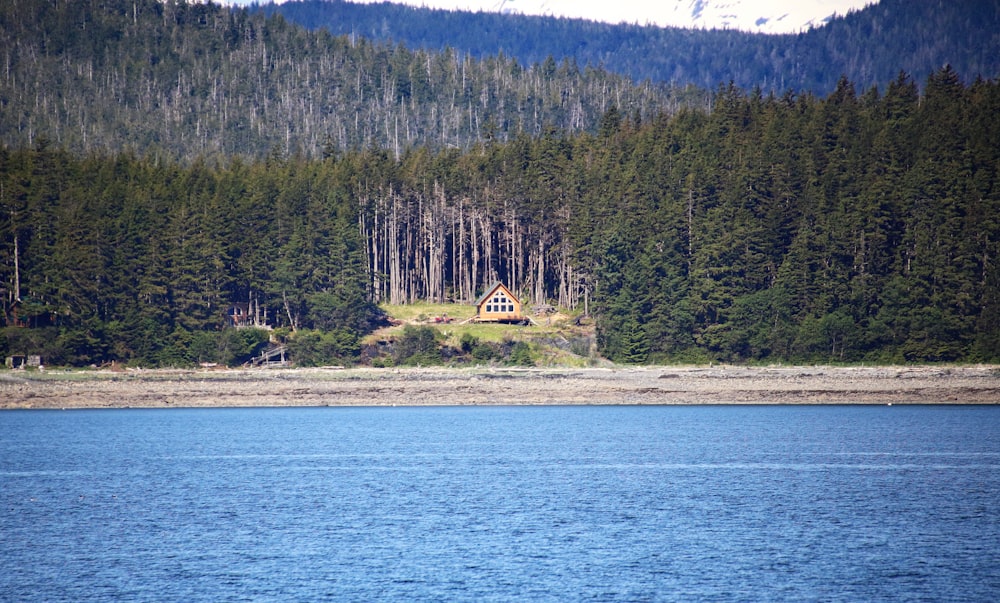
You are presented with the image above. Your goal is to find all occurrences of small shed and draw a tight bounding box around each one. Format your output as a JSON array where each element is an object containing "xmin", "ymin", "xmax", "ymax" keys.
[
  {"xmin": 474, "ymin": 282, "xmax": 524, "ymax": 323},
  {"xmin": 5, "ymin": 355, "xmax": 41, "ymax": 369},
  {"xmin": 227, "ymin": 303, "xmax": 251, "ymax": 328},
  {"xmin": 6, "ymin": 300, "xmax": 55, "ymax": 328},
  {"xmin": 226, "ymin": 297, "xmax": 270, "ymax": 329}
]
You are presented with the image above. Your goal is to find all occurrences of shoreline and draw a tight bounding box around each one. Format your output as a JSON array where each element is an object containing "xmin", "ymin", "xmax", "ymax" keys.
[{"xmin": 2, "ymin": 365, "xmax": 999, "ymax": 409}]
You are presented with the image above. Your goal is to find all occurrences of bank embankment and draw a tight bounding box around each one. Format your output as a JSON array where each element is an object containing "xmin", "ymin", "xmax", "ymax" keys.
[{"xmin": 2, "ymin": 365, "xmax": 999, "ymax": 409}]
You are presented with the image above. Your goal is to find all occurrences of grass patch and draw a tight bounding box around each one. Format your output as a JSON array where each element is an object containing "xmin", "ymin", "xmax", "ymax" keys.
[
  {"xmin": 373, "ymin": 303, "xmax": 584, "ymax": 344},
  {"xmin": 366, "ymin": 302, "xmax": 598, "ymax": 366},
  {"xmin": 379, "ymin": 302, "xmax": 476, "ymax": 323}
]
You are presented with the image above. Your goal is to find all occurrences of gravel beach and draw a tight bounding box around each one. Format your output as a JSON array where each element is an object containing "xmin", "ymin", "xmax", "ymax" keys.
[{"xmin": 2, "ymin": 365, "xmax": 999, "ymax": 409}]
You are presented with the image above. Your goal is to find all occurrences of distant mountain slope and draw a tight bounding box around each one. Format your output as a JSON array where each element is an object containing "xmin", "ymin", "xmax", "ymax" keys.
[
  {"xmin": 310, "ymin": 0, "xmax": 873, "ymax": 34},
  {"xmin": 258, "ymin": 0, "xmax": 1000, "ymax": 93},
  {"xmin": 0, "ymin": 0, "xmax": 692, "ymax": 160}
]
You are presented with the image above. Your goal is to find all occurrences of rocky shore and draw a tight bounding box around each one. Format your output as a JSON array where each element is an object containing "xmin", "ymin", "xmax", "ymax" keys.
[{"xmin": 2, "ymin": 365, "xmax": 999, "ymax": 409}]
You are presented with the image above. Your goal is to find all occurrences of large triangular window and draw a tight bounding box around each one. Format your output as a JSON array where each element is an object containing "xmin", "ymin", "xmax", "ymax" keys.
[{"xmin": 490, "ymin": 291, "xmax": 513, "ymax": 313}]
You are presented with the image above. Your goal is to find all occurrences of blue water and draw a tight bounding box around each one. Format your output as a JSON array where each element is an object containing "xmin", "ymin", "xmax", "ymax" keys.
[{"xmin": 2, "ymin": 405, "xmax": 999, "ymax": 602}]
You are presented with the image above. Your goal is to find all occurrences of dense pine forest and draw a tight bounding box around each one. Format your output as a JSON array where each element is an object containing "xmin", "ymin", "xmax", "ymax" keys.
[
  {"xmin": 8, "ymin": 0, "xmax": 998, "ymax": 162},
  {"xmin": 3, "ymin": 64, "xmax": 999, "ymax": 365},
  {"xmin": 260, "ymin": 0, "xmax": 1000, "ymax": 94},
  {"xmin": 0, "ymin": 0, "xmax": 693, "ymax": 160},
  {"xmin": 1, "ymin": 0, "xmax": 998, "ymax": 366}
]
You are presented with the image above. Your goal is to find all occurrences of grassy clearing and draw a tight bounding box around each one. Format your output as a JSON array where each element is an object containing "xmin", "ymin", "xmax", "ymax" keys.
[
  {"xmin": 379, "ymin": 302, "xmax": 478, "ymax": 323},
  {"xmin": 374, "ymin": 303, "xmax": 587, "ymax": 341},
  {"xmin": 369, "ymin": 302, "xmax": 598, "ymax": 365}
]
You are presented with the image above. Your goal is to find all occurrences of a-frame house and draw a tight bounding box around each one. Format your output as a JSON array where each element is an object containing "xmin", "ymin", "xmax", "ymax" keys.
[{"xmin": 473, "ymin": 282, "xmax": 524, "ymax": 323}]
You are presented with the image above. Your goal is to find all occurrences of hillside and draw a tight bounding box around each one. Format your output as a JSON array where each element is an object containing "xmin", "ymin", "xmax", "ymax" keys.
[
  {"xmin": 0, "ymin": 0, "xmax": 694, "ymax": 160},
  {"xmin": 260, "ymin": 0, "xmax": 1000, "ymax": 94},
  {"xmin": 1, "ymin": 1, "xmax": 998, "ymax": 369},
  {"xmin": 242, "ymin": 0, "xmax": 874, "ymax": 34},
  {"xmin": 365, "ymin": 302, "xmax": 598, "ymax": 367},
  {"xmin": 5, "ymin": 0, "xmax": 994, "ymax": 161},
  {"xmin": 3, "ymin": 71, "xmax": 999, "ymax": 367}
]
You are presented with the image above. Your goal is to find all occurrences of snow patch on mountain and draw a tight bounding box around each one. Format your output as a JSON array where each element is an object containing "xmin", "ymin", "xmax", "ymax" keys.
[
  {"xmin": 611, "ymin": 0, "xmax": 876, "ymax": 33},
  {"xmin": 223, "ymin": 0, "xmax": 876, "ymax": 34}
]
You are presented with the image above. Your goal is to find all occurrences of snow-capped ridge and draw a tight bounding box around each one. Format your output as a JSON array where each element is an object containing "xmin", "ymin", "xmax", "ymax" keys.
[{"xmin": 222, "ymin": 0, "xmax": 876, "ymax": 35}]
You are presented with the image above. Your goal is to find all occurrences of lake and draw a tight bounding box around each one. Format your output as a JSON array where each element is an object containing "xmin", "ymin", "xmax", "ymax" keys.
[{"xmin": 2, "ymin": 405, "xmax": 999, "ymax": 601}]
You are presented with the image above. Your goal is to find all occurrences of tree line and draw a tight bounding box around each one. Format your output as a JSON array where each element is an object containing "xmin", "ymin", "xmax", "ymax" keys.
[
  {"xmin": 262, "ymin": 0, "xmax": 1000, "ymax": 95},
  {"xmin": 2, "ymin": 68, "xmax": 998, "ymax": 365},
  {"xmin": 0, "ymin": 0, "xmax": 693, "ymax": 162},
  {"xmin": 1, "ymin": 148, "xmax": 381, "ymax": 366}
]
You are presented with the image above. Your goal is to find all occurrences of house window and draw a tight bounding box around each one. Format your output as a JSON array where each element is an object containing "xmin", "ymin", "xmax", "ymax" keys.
[{"xmin": 480, "ymin": 287, "xmax": 520, "ymax": 316}]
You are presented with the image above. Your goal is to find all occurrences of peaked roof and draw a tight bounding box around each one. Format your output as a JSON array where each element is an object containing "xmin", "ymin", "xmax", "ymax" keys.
[{"xmin": 474, "ymin": 281, "xmax": 519, "ymax": 307}]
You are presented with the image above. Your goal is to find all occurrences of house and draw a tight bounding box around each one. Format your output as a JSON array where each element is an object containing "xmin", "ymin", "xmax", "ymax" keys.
[
  {"xmin": 227, "ymin": 303, "xmax": 252, "ymax": 328},
  {"xmin": 5, "ymin": 300, "xmax": 55, "ymax": 328},
  {"xmin": 226, "ymin": 297, "xmax": 270, "ymax": 329},
  {"xmin": 474, "ymin": 282, "xmax": 525, "ymax": 323},
  {"xmin": 5, "ymin": 355, "xmax": 41, "ymax": 369}
]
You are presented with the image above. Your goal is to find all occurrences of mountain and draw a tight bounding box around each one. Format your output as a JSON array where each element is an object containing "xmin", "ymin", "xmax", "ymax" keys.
[
  {"xmin": 652, "ymin": 0, "xmax": 875, "ymax": 33},
  {"xmin": 289, "ymin": 0, "xmax": 876, "ymax": 34},
  {"xmin": 0, "ymin": 0, "xmax": 695, "ymax": 160},
  {"xmin": 4, "ymin": 68, "xmax": 999, "ymax": 365},
  {"xmin": 257, "ymin": 0, "xmax": 1000, "ymax": 93},
  {"xmin": 1, "ymin": 3, "xmax": 997, "ymax": 368}
]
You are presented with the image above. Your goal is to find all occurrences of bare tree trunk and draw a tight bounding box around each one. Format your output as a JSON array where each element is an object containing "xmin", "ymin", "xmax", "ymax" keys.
[
  {"xmin": 558, "ymin": 241, "xmax": 569, "ymax": 309},
  {"xmin": 479, "ymin": 207, "xmax": 495, "ymax": 288},
  {"xmin": 406, "ymin": 194, "xmax": 416, "ymax": 302},
  {"xmin": 430, "ymin": 182, "xmax": 447, "ymax": 302},
  {"xmin": 533, "ymin": 237, "xmax": 545, "ymax": 306},
  {"xmin": 282, "ymin": 290, "xmax": 297, "ymax": 332},
  {"xmin": 388, "ymin": 187, "xmax": 403, "ymax": 304},
  {"xmin": 471, "ymin": 206, "xmax": 481, "ymax": 296},
  {"xmin": 13, "ymin": 227, "xmax": 21, "ymax": 302},
  {"xmin": 457, "ymin": 197, "xmax": 467, "ymax": 301}
]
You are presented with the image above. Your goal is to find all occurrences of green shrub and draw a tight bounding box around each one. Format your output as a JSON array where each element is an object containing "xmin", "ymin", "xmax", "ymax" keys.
[
  {"xmin": 460, "ymin": 332, "xmax": 478, "ymax": 353},
  {"xmin": 394, "ymin": 325, "xmax": 442, "ymax": 366},
  {"xmin": 288, "ymin": 328, "xmax": 360, "ymax": 366},
  {"xmin": 507, "ymin": 341, "xmax": 534, "ymax": 366}
]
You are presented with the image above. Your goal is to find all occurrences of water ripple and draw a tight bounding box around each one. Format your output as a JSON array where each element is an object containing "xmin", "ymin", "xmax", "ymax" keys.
[{"xmin": 2, "ymin": 405, "xmax": 999, "ymax": 602}]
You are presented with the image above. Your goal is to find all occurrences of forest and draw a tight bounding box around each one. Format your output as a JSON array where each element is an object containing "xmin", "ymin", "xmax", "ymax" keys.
[
  {"xmin": 0, "ymin": 0, "xmax": 696, "ymax": 161},
  {"xmin": 259, "ymin": 0, "xmax": 1000, "ymax": 95},
  {"xmin": 3, "ymin": 66, "xmax": 999, "ymax": 366},
  {"xmin": 5, "ymin": 0, "xmax": 999, "ymax": 162}
]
